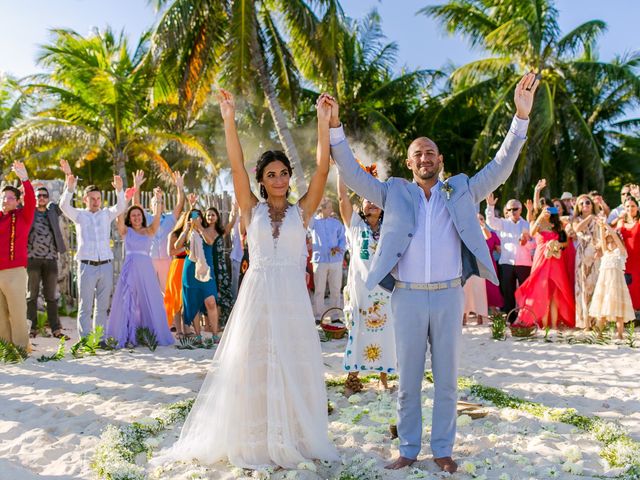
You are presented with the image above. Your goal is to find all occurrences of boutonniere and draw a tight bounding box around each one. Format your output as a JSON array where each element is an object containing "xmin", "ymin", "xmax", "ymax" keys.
[{"xmin": 441, "ymin": 179, "xmax": 454, "ymax": 200}]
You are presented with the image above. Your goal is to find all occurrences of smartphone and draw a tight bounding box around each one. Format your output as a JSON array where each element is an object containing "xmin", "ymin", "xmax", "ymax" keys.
[
  {"xmin": 190, "ymin": 211, "xmax": 199, "ymax": 220},
  {"xmin": 547, "ymin": 207, "xmax": 559, "ymax": 215}
]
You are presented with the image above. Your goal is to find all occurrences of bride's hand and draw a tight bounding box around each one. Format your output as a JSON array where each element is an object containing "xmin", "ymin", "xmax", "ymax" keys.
[{"xmin": 217, "ymin": 89, "xmax": 236, "ymax": 122}]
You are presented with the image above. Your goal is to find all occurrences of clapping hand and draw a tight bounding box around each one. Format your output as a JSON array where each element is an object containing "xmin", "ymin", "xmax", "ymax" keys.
[
  {"xmin": 514, "ymin": 72, "xmax": 540, "ymax": 120},
  {"xmin": 217, "ymin": 89, "xmax": 235, "ymax": 121}
]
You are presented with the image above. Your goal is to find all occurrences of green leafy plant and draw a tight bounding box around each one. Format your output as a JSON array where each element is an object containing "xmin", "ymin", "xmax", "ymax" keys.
[
  {"xmin": 135, "ymin": 327, "xmax": 158, "ymax": 352},
  {"xmin": 0, "ymin": 338, "xmax": 29, "ymax": 363},
  {"xmin": 70, "ymin": 326, "xmax": 104, "ymax": 358},
  {"xmin": 489, "ymin": 313, "xmax": 506, "ymax": 341},
  {"xmin": 35, "ymin": 311, "xmax": 50, "ymax": 336},
  {"xmin": 626, "ymin": 321, "xmax": 637, "ymax": 348},
  {"xmin": 37, "ymin": 337, "xmax": 66, "ymax": 363}
]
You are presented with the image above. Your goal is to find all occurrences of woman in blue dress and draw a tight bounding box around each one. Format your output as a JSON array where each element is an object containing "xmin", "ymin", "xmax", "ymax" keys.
[{"xmin": 174, "ymin": 208, "xmax": 220, "ymax": 342}]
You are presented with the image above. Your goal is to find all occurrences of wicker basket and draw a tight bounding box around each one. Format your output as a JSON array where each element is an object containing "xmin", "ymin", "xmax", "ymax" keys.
[
  {"xmin": 321, "ymin": 323, "xmax": 347, "ymax": 340},
  {"xmin": 508, "ymin": 307, "xmax": 538, "ymax": 338}
]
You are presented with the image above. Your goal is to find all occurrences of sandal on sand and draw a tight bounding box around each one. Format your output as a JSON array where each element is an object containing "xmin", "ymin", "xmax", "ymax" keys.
[
  {"xmin": 52, "ymin": 330, "xmax": 71, "ymax": 340},
  {"xmin": 212, "ymin": 334, "xmax": 222, "ymax": 344},
  {"xmin": 29, "ymin": 330, "xmax": 38, "ymax": 338}
]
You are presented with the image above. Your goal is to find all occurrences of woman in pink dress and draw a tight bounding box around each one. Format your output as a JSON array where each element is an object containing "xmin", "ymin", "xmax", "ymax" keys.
[
  {"xmin": 479, "ymin": 213, "xmax": 503, "ymax": 312},
  {"xmin": 515, "ymin": 207, "xmax": 575, "ymax": 329}
]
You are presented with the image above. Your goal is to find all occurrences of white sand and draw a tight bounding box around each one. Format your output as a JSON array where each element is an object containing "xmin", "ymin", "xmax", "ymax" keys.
[{"xmin": 1, "ymin": 319, "xmax": 638, "ymax": 479}]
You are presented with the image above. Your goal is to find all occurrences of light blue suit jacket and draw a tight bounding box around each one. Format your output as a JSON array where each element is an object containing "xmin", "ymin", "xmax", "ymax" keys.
[{"xmin": 331, "ymin": 126, "xmax": 527, "ymax": 291}]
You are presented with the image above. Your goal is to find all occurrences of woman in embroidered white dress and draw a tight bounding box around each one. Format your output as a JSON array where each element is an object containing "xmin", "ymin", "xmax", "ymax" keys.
[
  {"xmin": 337, "ymin": 168, "xmax": 396, "ymax": 395},
  {"xmin": 155, "ymin": 91, "xmax": 338, "ymax": 469}
]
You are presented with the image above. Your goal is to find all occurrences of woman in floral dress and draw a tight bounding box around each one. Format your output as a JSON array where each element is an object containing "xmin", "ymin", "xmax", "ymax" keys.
[
  {"xmin": 337, "ymin": 169, "xmax": 396, "ymax": 394},
  {"xmin": 205, "ymin": 207, "xmax": 235, "ymax": 328},
  {"xmin": 571, "ymin": 194, "xmax": 601, "ymax": 330}
]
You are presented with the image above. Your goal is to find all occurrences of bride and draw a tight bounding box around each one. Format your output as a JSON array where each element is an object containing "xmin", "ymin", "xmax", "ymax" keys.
[{"xmin": 157, "ymin": 91, "xmax": 339, "ymax": 469}]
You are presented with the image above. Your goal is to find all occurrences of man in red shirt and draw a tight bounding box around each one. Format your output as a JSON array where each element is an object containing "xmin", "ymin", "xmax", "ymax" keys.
[{"xmin": 0, "ymin": 161, "xmax": 35, "ymax": 350}]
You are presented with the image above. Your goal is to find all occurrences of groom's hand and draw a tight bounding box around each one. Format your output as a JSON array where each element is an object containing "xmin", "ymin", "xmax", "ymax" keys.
[
  {"xmin": 514, "ymin": 72, "xmax": 539, "ymax": 120},
  {"xmin": 326, "ymin": 95, "xmax": 340, "ymax": 128}
]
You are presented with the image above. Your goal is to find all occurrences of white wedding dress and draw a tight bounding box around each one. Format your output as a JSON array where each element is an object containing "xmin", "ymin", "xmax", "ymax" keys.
[{"xmin": 157, "ymin": 202, "xmax": 338, "ymax": 469}]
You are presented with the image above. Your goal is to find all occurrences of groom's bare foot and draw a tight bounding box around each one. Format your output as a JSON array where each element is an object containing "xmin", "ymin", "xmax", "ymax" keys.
[
  {"xmin": 384, "ymin": 456, "xmax": 415, "ymax": 470},
  {"xmin": 434, "ymin": 456, "xmax": 458, "ymax": 473}
]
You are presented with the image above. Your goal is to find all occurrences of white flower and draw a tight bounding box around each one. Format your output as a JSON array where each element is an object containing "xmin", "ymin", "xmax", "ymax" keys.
[
  {"xmin": 500, "ymin": 409, "xmax": 519, "ymax": 422},
  {"xmin": 348, "ymin": 394, "xmax": 362, "ymax": 404},
  {"xmin": 544, "ymin": 466, "xmax": 560, "ymax": 478},
  {"xmin": 297, "ymin": 461, "xmax": 317, "ymax": 472},
  {"xmin": 561, "ymin": 461, "xmax": 583, "ymax": 475},
  {"xmin": 487, "ymin": 433, "xmax": 498, "ymax": 443},
  {"xmin": 498, "ymin": 474, "xmax": 510, "ymax": 480},
  {"xmin": 231, "ymin": 467, "xmax": 246, "ymax": 478},
  {"xmin": 284, "ymin": 472, "xmax": 298, "ymax": 480},
  {"xmin": 458, "ymin": 414, "xmax": 472, "ymax": 427},
  {"xmin": 562, "ymin": 445, "xmax": 582, "ymax": 463},
  {"xmin": 461, "ymin": 461, "xmax": 476, "ymax": 474},
  {"xmin": 252, "ymin": 468, "xmax": 271, "ymax": 479}
]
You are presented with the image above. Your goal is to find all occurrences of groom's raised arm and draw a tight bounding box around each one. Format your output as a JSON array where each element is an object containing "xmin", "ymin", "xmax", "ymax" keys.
[
  {"xmin": 469, "ymin": 73, "xmax": 539, "ymax": 203},
  {"xmin": 326, "ymin": 97, "xmax": 388, "ymax": 209}
]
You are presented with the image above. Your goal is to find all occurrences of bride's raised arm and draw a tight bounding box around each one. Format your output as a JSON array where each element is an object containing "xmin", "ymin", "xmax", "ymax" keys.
[
  {"xmin": 299, "ymin": 94, "xmax": 332, "ymax": 226},
  {"xmin": 218, "ymin": 89, "xmax": 259, "ymax": 226}
]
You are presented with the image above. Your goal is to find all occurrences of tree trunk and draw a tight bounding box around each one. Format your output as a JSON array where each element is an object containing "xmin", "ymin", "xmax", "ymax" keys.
[
  {"xmin": 249, "ymin": 28, "xmax": 307, "ymax": 196},
  {"xmin": 114, "ymin": 149, "xmax": 128, "ymax": 188}
]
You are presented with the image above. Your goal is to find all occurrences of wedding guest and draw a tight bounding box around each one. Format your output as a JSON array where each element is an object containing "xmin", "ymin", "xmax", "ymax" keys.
[
  {"xmin": 479, "ymin": 213, "xmax": 503, "ymax": 314},
  {"xmin": 106, "ymin": 190, "xmax": 174, "ymax": 348},
  {"xmin": 337, "ymin": 169, "xmax": 396, "ymax": 394},
  {"xmin": 617, "ymin": 196, "xmax": 640, "ymax": 310},
  {"xmin": 571, "ymin": 194, "xmax": 601, "ymax": 330},
  {"xmin": 309, "ymin": 197, "xmax": 346, "ymax": 320},
  {"xmin": 485, "ymin": 194, "xmax": 535, "ymax": 322},
  {"xmin": 589, "ymin": 190, "xmax": 610, "ymax": 218},
  {"xmin": 175, "ymin": 208, "xmax": 220, "ymax": 341},
  {"xmin": 589, "ymin": 219, "xmax": 635, "ymax": 339},
  {"xmin": 27, "ymin": 186, "xmax": 69, "ymax": 339},
  {"xmin": 59, "ymin": 160, "xmax": 126, "ymax": 338},
  {"xmin": 132, "ymin": 170, "xmax": 185, "ymax": 293},
  {"xmin": 164, "ymin": 211, "xmax": 189, "ymax": 335},
  {"xmin": 608, "ymin": 184, "xmax": 638, "ymax": 226},
  {"xmin": 560, "ymin": 191, "xmax": 575, "ymax": 217},
  {"xmin": 205, "ymin": 206, "xmax": 235, "ymax": 327},
  {"xmin": 463, "ymin": 216, "xmax": 489, "ymax": 325},
  {"xmin": 228, "ymin": 202, "xmax": 243, "ymax": 299},
  {"xmin": 515, "ymin": 207, "xmax": 575, "ymax": 329},
  {"xmin": 0, "ymin": 162, "xmax": 35, "ymax": 350}
]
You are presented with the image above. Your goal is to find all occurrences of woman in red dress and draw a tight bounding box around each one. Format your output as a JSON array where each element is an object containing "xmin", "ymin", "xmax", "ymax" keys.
[
  {"xmin": 515, "ymin": 207, "xmax": 575, "ymax": 329},
  {"xmin": 617, "ymin": 196, "xmax": 640, "ymax": 310}
]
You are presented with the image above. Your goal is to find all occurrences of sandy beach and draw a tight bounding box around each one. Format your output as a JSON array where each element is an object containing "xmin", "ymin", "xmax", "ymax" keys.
[{"xmin": 1, "ymin": 318, "xmax": 639, "ymax": 479}]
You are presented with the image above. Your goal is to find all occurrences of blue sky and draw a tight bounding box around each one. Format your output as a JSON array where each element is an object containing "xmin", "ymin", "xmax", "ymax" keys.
[{"xmin": 1, "ymin": 0, "xmax": 639, "ymax": 115}]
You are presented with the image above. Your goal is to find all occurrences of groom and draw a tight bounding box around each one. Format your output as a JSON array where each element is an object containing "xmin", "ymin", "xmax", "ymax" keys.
[{"xmin": 328, "ymin": 73, "xmax": 539, "ymax": 473}]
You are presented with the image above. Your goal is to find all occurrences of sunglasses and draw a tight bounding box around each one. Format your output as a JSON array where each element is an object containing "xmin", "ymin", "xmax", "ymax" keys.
[
  {"xmin": 506, "ymin": 207, "xmax": 520, "ymax": 212},
  {"xmin": 37, "ymin": 194, "xmax": 49, "ymax": 198},
  {"xmin": 579, "ymin": 201, "xmax": 591, "ymax": 205},
  {"xmin": 622, "ymin": 192, "xmax": 631, "ymax": 196}
]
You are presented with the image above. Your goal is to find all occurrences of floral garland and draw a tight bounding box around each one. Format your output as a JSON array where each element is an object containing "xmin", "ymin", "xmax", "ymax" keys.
[{"xmin": 91, "ymin": 375, "xmax": 640, "ymax": 480}]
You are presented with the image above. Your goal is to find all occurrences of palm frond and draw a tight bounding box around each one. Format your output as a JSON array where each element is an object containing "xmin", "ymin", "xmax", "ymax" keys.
[{"xmin": 557, "ymin": 20, "xmax": 607, "ymax": 57}]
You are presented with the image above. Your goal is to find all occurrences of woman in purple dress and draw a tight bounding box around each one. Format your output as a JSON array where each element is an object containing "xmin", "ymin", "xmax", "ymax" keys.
[{"xmin": 106, "ymin": 188, "xmax": 175, "ymax": 348}]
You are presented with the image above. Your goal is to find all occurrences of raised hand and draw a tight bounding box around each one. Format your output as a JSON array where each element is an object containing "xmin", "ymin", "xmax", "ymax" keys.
[
  {"xmin": 630, "ymin": 184, "xmax": 640, "ymax": 200},
  {"xmin": 316, "ymin": 94, "xmax": 332, "ymax": 124},
  {"xmin": 326, "ymin": 95, "xmax": 340, "ymax": 128},
  {"xmin": 525, "ymin": 198, "xmax": 534, "ymax": 212},
  {"xmin": 486, "ymin": 192, "xmax": 498, "ymax": 207},
  {"xmin": 217, "ymin": 89, "xmax": 236, "ymax": 122},
  {"xmin": 187, "ymin": 192, "xmax": 197, "ymax": 207},
  {"xmin": 133, "ymin": 169, "xmax": 146, "ymax": 188},
  {"xmin": 535, "ymin": 178, "xmax": 546, "ymax": 191},
  {"xmin": 12, "ymin": 161, "xmax": 28, "ymax": 181},
  {"xmin": 514, "ymin": 72, "xmax": 539, "ymax": 120},
  {"xmin": 173, "ymin": 170, "xmax": 185, "ymax": 189},
  {"xmin": 112, "ymin": 175, "xmax": 124, "ymax": 192},
  {"xmin": 153, "ymin": 186, "xmax": 163, "ymax": 201},
  {"xmin": 60, "ymin": 159, "xmax": 73, "ymax": 176}
]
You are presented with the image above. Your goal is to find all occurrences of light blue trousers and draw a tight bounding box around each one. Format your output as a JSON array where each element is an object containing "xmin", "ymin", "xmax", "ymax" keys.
[
  {"xmin": 77, "ymin": 261, "xmax": 113, "ymax": 338},
  {"xmin": 391, "ymin": 285, "xmax": 464, "ymax": 459}
]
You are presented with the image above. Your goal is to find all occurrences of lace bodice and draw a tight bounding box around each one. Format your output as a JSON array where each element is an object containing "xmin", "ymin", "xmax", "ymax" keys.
[
  {"xmin": 246, "ymin": 202, "xmax": 307, "ymax": 269},
  {"xmin": 601, "ymin": 248, "xmax": 627, "ymax": 270}
]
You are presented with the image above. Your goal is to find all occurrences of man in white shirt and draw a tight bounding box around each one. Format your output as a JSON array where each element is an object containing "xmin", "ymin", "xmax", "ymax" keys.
[
  {"xmin": 59, "ymin": 160, "xmax": 126, "ymax": 338},
  {"xmin": 607, "ymin": 184, "xmax": 636, "ymax": 225},
  {"xmin": 485, "ymin": 195, "xmax": 535, "ymax": 322}
]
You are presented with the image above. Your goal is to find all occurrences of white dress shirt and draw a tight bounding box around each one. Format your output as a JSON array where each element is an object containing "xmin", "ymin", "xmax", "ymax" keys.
[
  {"xmin": 484, "ymin": 207, "xmax": 534, "ymax": 266},
  {"xmin": 60, "ymin": 188, "xmax": 126, "ymax": 261},
  {"xmin": 397, "ymin": 183, "xmax": 462, "ymax": 283}
]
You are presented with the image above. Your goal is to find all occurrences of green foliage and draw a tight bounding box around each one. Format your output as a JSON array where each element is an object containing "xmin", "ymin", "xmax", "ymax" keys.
[
  {"xmin": 0, "ymin": 338, "xmax": 29, "ymax": 363},
  {"xmin": 37, "ymin": 337, "xmax": 66, "ymax": 363},
  {"xmin": 626, "ymin": 321, "xmax": 637, "ymax": 348},
  {"xmin": 135, "ymin": 327, "xmax": 158, "ymax": 352},
  {"xmin": 490, "ymin": 313, "xmax": 507, "ymax": 340},
  {"xmin": 175, "ymin": 335, "xmax": 216, "ymax": 350},
  {"xmin": 325, "ymin": 373, "xmax": 398, "ymax": 388},
  {"xmin": 70, "ymin": 326, "xmax": 104, "ymax": 358}
]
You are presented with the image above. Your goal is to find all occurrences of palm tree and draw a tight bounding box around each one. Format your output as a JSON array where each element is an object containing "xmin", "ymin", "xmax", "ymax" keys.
[
  {"xmin": 0, "ymin": 75, "xmax": 32, "ymax": 173},
  {"xmin": 0, "ymin": 27, "xmax": 212, "ymax": 187},
  {"xmin": 420, "ymin": 0, "xmax": 640, "ymax": 196},
  {"xmin": 150, "ymin": 0, "xmax": 340, "ymax": 194}
]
